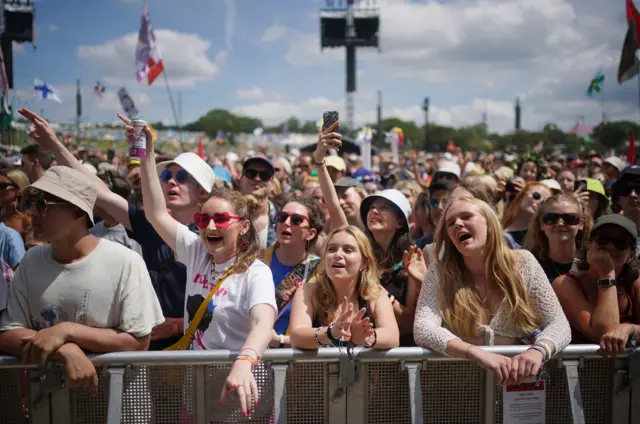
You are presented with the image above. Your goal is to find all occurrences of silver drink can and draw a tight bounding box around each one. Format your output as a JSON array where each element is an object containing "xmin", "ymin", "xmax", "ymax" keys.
[{"xmin": 130, "ymin": 118, "xmax": 147, "ymax": 160}]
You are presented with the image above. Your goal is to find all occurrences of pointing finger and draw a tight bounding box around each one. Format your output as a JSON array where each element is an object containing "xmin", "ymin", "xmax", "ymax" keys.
[{"xmin": 117, "ymin": 113, "xmax": 132, "ymax": 126}]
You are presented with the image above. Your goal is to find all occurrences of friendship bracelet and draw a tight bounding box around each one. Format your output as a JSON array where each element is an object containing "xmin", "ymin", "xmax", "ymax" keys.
[
  {"xmin": 315, "ymin": 326, "xmax": 330, "ymax": 347},
  {"xmin": 535, "ymin": 341, "xmax": 553, "ymax": 361},
  {"xmin": 312, "ymin": 157, "xmax": 325, "ymax": 167},
  {"xmin": 369, "ymin": 329, "xmax": 378, "ymax": 348},
  {"xmin": 240, "ymin": 346, "xmax": 261, "ymax": 361},
  {"xmin": 528, "ymin": 345, "xmax": 547, "ymax": 360},
  {"xmin": 235, "ymin": 355, "xmax": 258, "ymax": 371}
]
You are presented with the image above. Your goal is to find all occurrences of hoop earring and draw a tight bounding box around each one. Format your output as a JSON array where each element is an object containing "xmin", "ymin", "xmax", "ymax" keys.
[{"xmin": 238, "ymin": 234, "xmax": 249, "ymax": 251}]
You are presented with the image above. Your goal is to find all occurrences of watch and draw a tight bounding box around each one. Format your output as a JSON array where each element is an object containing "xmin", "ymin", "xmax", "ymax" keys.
[
  {"xmin": 596, "ymin": 278, "xmax": 617, "ymax": 288},
  {"xmin": 279, "ymin": 334, "xmax": 285, "ymax": 348}
]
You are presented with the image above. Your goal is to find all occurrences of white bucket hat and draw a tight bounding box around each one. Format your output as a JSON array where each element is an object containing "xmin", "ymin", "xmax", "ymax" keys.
[
  {"xmin": 156, "ymin": 152, "xmax": 216, "ymax": 193},
  {"xmin": 360, "ymin": 189, "xmax": 411, "ymax": 232}
]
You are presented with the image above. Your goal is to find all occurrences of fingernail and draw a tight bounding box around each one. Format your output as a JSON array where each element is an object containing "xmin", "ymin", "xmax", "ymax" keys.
[
  {"xmin": 248, "ymin": 409, "xmax": 251, "ymax": 414},
  {"xmin": 254, "ymin": 400, "xmax": 259, "ymax": 406},
  {"xmin": 242, "ymin": 412, "xmax": 247, "ymax": 417}
]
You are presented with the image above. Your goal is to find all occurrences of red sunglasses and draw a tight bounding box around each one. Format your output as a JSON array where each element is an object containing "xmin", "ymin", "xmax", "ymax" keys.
[{"xmin": 194, "ymin": 212, "xmax": 242, "ymax": 230}]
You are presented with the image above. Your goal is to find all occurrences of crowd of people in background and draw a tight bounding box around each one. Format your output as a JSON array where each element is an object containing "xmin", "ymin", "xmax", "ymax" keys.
[{"xmin": 0, "ymin": 108, "xmax": 638, "ymax": 420}]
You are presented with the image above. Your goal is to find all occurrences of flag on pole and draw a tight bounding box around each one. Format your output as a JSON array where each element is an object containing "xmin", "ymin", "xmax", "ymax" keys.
[
  {"xmin": 118, "ymin": 87, "xmax": 138, "ymax": 118},
  {"xmin": 197, "ymin": 132, "xmax": 204, "ymax": 159},
  {"xmin": 33, "ymin": 79, "xmax": 62, "ymax": 103},
  {"xmin": 619, "ymin": 0, "xmax": 640, "ymax": 84},
  {"xmin": 135, "ymin": 5, "xmax": 164, "ymax": 86},
  {"xmin": 587, "ymin": 71, "xmax": 605, "ymax": 96},
  {"xmin": 93, "ymin": 81, "xmax": 106, "ymax": 99}
]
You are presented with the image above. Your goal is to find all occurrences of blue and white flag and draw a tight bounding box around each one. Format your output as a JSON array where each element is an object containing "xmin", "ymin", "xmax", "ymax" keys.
[{"xmin": 34, "ymin": 79, "xmax": 62, "ymax": 104}]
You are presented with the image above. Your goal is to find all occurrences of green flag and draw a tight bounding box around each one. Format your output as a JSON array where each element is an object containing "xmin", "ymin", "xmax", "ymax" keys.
[
  {"xmin": 0, "ymin": 97, "xmax": 12, "ymax": 132},
  {"xmin": 587, "ymin": 71, "xmax": 605, "ymax": 97}
]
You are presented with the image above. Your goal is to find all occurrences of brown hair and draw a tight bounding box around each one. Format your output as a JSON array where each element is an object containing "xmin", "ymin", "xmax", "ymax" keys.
[
  {"xmin": 20, "ymin": 144, "xmax": 53, "ymax": 170},
  {"xmin": 284, "ymin": 197, "xmax": 326, "ymax": 248},
  {"xmin": 204, "ymin": 188, "xmax": 261, "ymax": 274}
]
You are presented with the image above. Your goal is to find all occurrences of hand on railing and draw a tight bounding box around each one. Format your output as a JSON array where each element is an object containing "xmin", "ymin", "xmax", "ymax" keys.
[
  {"xmin": 467, "ymin": 346, "xmax": 513, "ymax": 386},
  {"xmin": 21, "ymin": 323, "xmax": 71, "ymax": 365},
  {"xmin": 57, "ymin": 343, "xmax": 99, "ymax": 395},
  {"xmin": 219, "ymin": 358, "xmax": 258, "ymax": 417},
  {"xmin": 600, "ymin": 323, "xmax": 634, "ymax": 356},
  {"xmin": 508, "ymin": 349, "xmax": 544, "ymax": 386}
]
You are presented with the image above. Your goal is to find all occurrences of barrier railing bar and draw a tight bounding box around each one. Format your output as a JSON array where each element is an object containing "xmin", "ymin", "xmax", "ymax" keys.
[
  {"xmin": 195, "ymin": 365, "xmax": 206, "ymax": 424},
  {"xmin": 482, "ymin": 369, "xmax": 495, "ymax": 424},
  {"xmin": 403, "ymin": 362, "xmax": 424, "ymax": 424},
  {"xmin": 345, "ymin": 362, "xmax": 366, "ymax": 424},
  {"xmin": 106, "ymin": 367, "xmax": 125, "ymax": 424},
  {"xmin": 563, "ymin": 359, "xmax": 585, "ymax": 424},
  {"xmin": 271, "ymin": 363, "xmax": 289, "ymax": 424},
  {"xmin": 327, "ymin": 362, "xmax": 346, "ymax": 424},
  {"xmin": 629, "ymin": 351, "xmax": 640, "ymax": 424},
  {"xmin": 0, "ymin": 345, "xmax": 618, "ymax": 368}
]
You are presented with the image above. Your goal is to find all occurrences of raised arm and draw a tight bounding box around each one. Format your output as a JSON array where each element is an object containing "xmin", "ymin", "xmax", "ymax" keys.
[
  {"xmin": 313, "ymin": 122, "xmax": 349, "ymax": 230},
  {"xmin": 18, "ymin": 109, "xmax": 132, "ymax": 230},
  {"xmin": 121, "ymin": 116, "xmax": 180, "ymax": 251}
]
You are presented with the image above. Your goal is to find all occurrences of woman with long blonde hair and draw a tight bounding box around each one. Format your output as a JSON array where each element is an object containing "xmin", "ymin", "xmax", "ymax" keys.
[
  {"xmin": 414, "ymin": 197, "xmax": 570, "ymax": 385},
  {"xmin": 524, "ymin": 194, "xmax": 592, "ymax": 282},
  {"xmin": 289, "ymin": 226, "xmax": 399, "ymax": 350}
]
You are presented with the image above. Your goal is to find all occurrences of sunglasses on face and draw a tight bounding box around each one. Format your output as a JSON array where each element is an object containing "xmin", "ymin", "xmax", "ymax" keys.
[
  {"xmin": 276, "ymin": 211, "xmax": 309, "ymax": 226},
  {"xmin": 542, "ymin": 213, "xmax": 580, "ymax": 226},
  {"xmin": 274, "ymin": 167, "xmax": 282, "ymax": 172},
  {"xmin": 590, "ymin": 232, "xmax": 631, "ymax": 251},
  {"xmin": 16, "ymin": 193, "xmax": 67, "ymax": 215},
  {"xmin": 0, "ymin": 182, "xmax": 17, "ymax": 191},
  {"xmin": 160, "ymin": 169, "xmax": 190, "ymax": 184},
  {"xmin": 429, "ymin": 199, "xmax": 448, "ymax": 209},
  {"xmin": 617, "ymin": 185, "xmax": 640, "ymax": 197},
  {"xmin": 194, "ymin": 212, "xmax": 242, "ymax": 230},
  {"xmin": 243, "ymin": 168, "xmax": 273, "ymax": 182},
  {"xmin": 531, "ymin": 191, "xmax": 543, "ymax": 201}
]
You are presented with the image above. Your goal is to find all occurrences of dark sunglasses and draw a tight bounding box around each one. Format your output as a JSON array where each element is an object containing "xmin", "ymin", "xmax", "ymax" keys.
[
  {"xmin": 616, "ymin": 185, "xmax": 640, "ymax": 197},
  {"xmin": 590, "ymin": 232, "xmax": 632, "ymax": 251},
  {"xmin": 429, "ymin": 199, "xmax": 448, "ymax": 209},
  {"xmin": 243, "ymin": 168, "xmax": 273, "ymax": 182},
  {"xmin": 0, "ymin": 182, "xmax": 17, "ymax": 191},
  {"xmin": 160, "ymin": 169, "xmax": 190, "ymax": 184},
  {"xmin": 194, "ymin": 212, "xmax": 243, "ymax": 230},
  {"xmin": 274, "ymin": 167, "xmax": 282, "ymax": 172},
  {"xmin": 276, "ymin": 211, "xmax": 309, "ymax": 226},
  {"xmin": 542, "ymin": 213, "xmax": 580, "ymax": 226},
  {"xmin": 16, "ymin": 193, "xmax": 67, "ymax": 215}
]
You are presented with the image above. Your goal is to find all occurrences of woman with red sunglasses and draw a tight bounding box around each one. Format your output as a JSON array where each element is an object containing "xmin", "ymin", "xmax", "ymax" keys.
[
  {"xmin": 127, "ymin": 122, "xmax": 277, "ymax": 420},
  {"xmin": 262, "ymin": 197, "xmax": 325, "ymax": 348}
]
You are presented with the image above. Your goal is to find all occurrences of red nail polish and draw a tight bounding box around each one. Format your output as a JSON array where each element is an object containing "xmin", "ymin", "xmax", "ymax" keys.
[
  {"xmin": 248, "ymin": 409, "xmax": 251, "ymax": 414},
  {"xmin": 242, "ymin": 412, "xmax": 247, "ymax": 417}
]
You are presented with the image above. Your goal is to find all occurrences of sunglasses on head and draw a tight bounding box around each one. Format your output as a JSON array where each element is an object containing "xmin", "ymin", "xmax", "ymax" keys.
[
  {"xmin": 590, "ymin": 232, "xmax": 631, "ymax": 251},
  {"xmin": 243, "ymin": 168, "xmax": 273, "ymax": 182},
  {"xmin": 542, "ymin": 213, "xmax": 580, "ymax": 226},
  {"xmin": 194, "ymin": 212, "xmax": 242, "ymax": 230},
  {"xmin": 160, "ymin": 169, "xmax": 190, "ymax": 184},
  {"xmin": 276, "ymin": 211, "xmax": 309, "ymax": 226},
  {"xmin": 429, "ymin": 199, "xmax": 448, "ymax": 209},
  {"xmin": 617, "ymin": 184, "xmax": 640, "ymax": 197}
]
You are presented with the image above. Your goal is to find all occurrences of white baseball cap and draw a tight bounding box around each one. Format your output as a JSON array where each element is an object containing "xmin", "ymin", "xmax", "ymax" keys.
[{"xmin": 156, "ymin": 152, "xmax": 216, "ymax": 193}]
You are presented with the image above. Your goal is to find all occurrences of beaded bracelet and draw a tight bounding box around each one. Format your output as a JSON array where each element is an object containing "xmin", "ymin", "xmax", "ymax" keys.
[{"xmin": 369, "ymin": 329, "xmax": 378, "ymax": 348}]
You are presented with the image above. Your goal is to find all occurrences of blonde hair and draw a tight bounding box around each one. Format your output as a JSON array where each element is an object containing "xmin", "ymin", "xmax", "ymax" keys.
[
  {"xmin": 502, "ymin": 182, "xmax": 548, "ymax": 229},
  {"xmin": 434, "ymin": 198, "xmax": 538, "ymax": 339},
  {"xmin": 524, "ymin": 194, "xmax": 592, "ymax": 258},
  {"xmin": 202, "ymin": 188, "xmax": 261, "ymax": 274},
  {"xmin": 313, "ymin": 226, "xmax": 381, "ymax": 325},
  {"xmin": 7, "ymin": 169, "xmax": 30, "ymax": 190},
  {"xmin": 394, "ymin": 180, "xmax": 422, "ymax": 199}
]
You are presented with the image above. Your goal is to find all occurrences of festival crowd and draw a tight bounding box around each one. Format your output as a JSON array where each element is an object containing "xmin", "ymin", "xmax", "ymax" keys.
[{"xmin": 0, "ymin": 108, "xmax": 638, "ymax": 420}]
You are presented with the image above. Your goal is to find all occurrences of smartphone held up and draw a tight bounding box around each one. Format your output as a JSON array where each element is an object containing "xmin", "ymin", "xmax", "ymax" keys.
[{"xmin": 322, "ymin": 111, "xmax": 339, "ymax": 133}]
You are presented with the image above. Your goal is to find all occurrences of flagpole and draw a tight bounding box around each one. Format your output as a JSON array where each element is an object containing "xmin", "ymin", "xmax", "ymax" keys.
[
  {"xmin": 601, "ymin": 90, "xmax": 606, "ymax": 123},
  {"xmin": 160, "ymin": 70, "xmax": 183, "ymax": 149}
]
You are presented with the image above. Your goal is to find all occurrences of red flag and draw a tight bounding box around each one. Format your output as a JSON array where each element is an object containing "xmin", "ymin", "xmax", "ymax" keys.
[
  {"xmin": 135, "ymin": 5, "xmax": 164, "ymax": 86},
  {"xmin": 629, "ymin": 129, "xmax": 636, "ymax": 165},
  {"xmin": 627, "ymin": 0, "xmax": 640, "ymax": 46},
  {"xmin": 197, "ymin": 132, "xmax": 204, "ymax": 159}
]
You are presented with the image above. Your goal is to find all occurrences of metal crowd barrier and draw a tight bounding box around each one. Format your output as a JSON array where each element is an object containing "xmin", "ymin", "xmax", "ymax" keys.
[{"xmin": 0, "ymin": 345, "xmax": 639, "ymax": 424}]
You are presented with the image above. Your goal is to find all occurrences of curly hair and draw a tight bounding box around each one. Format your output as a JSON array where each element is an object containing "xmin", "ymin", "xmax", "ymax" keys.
[
  {"xmin": 313, "ymin": 226, "xmax": 381, "ymax": 325},
  {"xmin": 202, "ymin": 188, "xmax": 261, "ymax": 274}
]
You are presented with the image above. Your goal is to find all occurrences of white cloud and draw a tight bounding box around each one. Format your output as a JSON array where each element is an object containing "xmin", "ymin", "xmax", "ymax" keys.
[
  {"xmin": 278, "ymin": 0, "xmax": 634, "ymax": 132},
  {"xmin": 260, "ymin": 24, "xmax": 288, "ymax": 43},
  {"xmin": 235, "ymin": 87, "xmax": 284, "ymax": 101},
  {"xmin": 77, "ymin": 30, "xmax": 225, "ymax": 88},
  {"xmin": 47, "ymin": 24, "xmax": 59, "ymax": 32},
  {"xmin": 12, "ymin": 42, "xmax": 26, "ymax": 55}
]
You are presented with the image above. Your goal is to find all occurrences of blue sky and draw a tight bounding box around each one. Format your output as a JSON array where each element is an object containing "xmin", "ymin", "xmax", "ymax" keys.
[{"xmin": 10, "ymin": 0, "xmax": 638, "ymax": 133}]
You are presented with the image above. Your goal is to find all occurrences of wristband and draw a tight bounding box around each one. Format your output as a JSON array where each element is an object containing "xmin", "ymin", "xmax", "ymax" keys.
[
  {"xmin": 240, "ymin": 345, "xmax": 261, "ymax": 361},
  {"xmin": 314, "ymin": 326, "xmax": 330, "ymax": 347},
  {"xmin": 528, "ymin": 345, "xmax": 547, "ymax": 360},
  {"xmin": 235, "ymin": 355, "xmax": 258, "ymax": 371},
  {"xmin": 535, "ymin": 341, "xmax": 553, "ymax": 361},
  {"xmin": 326, "ymin": 324, "xmax": 341, "ymax": 345},
  {"xmin": 279, "ymin": 334, "xmax": 285, "ymax": 348},
  {"xmin": 312, "ymin": 156, "xmax": 325, "ymax": 167},
  {"xmin": 628, "ymin": 324, "xmax": 637, "ymax": 348}
]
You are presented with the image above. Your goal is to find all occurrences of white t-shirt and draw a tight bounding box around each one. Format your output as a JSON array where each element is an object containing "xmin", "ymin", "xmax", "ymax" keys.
[
  {"xmin": 175, "ymin": 223, "xmax": 277, "ymax": 350},
  {"xmin": 0, "ymin": 239, "xmax": 164, "ymax": 337}
]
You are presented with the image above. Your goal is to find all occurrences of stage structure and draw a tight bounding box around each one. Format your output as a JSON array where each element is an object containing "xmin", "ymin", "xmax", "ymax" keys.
[
  {"xmin": 1, "ymin": 0, "xmax": 35, "ymax": 89},
  {"xmin": 320, "ymin": 0, "xmax": 380, "ymax": 133}
]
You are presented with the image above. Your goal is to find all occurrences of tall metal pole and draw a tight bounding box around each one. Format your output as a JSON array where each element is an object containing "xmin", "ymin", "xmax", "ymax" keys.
[
  {"xmin": 76, "ymin": 79, "xmax": 81, "ymax": 144},
  {"xmin": 376, "ymin": 90, "xmax": 382, "ymax": 147},
  {"xmin": 345, "ymin": 0, "xmax": 356, "ymax": 132},
  {"xmin": 423, "ymin": 97, "xmax": 429, "ymax": 147}
]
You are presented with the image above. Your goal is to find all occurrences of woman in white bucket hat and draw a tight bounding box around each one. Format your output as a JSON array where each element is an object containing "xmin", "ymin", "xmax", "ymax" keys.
[{"xmin": 312, "ymin": 122, "xmax": 418, "ymax": 346}]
